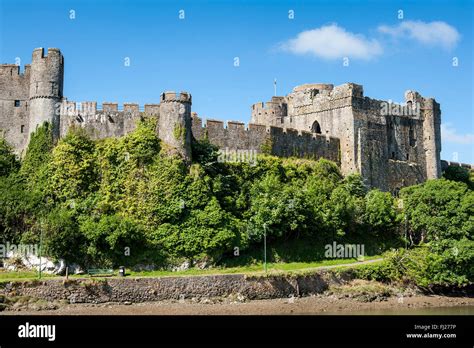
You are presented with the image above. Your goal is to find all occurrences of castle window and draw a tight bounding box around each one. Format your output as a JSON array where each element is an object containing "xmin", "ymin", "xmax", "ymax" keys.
[
  {"xmin": 391, "ymin": 152, "xmax": 395, "ymax": 159},
  {"xmin": 311, "ymin": 121, "xmax": 322, "ymax": 134},
  {"xmin": 20, "ymin": 125, "xmax": 25, "ymax": 133},
  {"xmin": 280, "ymin": 117, "xmax": 284, "ymax": 124},
  {"xmin": 14, "ymin": 100, "xmax": 20, "ymax": 107}
]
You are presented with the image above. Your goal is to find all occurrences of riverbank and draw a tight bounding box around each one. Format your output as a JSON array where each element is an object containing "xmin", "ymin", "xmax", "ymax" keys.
[
  {"xmin": 1, "ymin": 262, "xmax": 472, "ymax": 315},
  {"xmin": 2, "ymin": 292, "xmax": 473, "ymax": 315}
]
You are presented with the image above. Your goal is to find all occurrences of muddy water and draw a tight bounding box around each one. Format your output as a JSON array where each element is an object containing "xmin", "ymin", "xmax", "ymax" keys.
[
  {"xmin": 320, "ymin": 305, "xmax": 474, "ymax": 315},
  {"xmin": 3, "ymin": 295, "xmax": 473, "ymax": 316}
]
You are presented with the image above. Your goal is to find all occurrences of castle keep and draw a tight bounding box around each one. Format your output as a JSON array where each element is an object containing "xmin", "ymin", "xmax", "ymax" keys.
[{"xmin": 0, "ymin": 48, "xmax": 442, "ymax": 192}]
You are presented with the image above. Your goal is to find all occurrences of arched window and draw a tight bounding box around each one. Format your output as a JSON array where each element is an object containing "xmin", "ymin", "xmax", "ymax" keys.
[{"xmin": 311, "ymin": 120, "xmax": 322, "ymax": 134}]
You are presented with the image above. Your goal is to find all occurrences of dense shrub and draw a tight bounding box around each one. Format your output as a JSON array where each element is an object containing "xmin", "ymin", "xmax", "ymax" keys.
[
  {"xmin": 0, "ymin": 137, "xmax": 19, "ymax": 177},
  {"xmin": 400, "ymin": 179, "xmax": 473, "ymax": 243},
  {"xmin": 356, "ymin": 241, "xmax": 474, "ymax": 290}
]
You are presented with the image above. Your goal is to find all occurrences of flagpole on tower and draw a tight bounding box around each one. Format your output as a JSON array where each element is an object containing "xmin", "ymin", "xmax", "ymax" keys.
[{"xmin": 274, "ymin": 78, "xmax": 277, "ymax": 96}]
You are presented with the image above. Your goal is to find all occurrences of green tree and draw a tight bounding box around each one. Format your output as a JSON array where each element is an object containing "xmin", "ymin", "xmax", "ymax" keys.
[
  {"xmin": 0, "ymin": 174, "xmax": 43, "ymax": 243},
  {"xmin": 47, "ymin": 129, "xmax": 98, "ymax": 201},
  {"xmin": 41, "ymin": 207, "xmax": 85, "ymax": 265},
  {"xmin": 324, "ymin": 185, "xmax": 362, "ymax": 239},
  {"xmin": 343, "ymin": 174, "xmax": 368, "ymax": 197},
  {"xmin": 364, "ymin": 189, "xmax": 398, "ymax": 234},
  {"xmin": 443, "ymin": 165, "xmax": 472, "ymax": 187},
  {"xmin": 153, "ymin": 197, "xmax": 241, "ymax": 261},
  {"xmin": 247, "ymin": 173, "xmax": 311, "ymax": 241},
  {"xmin": 0, "ymin": 137, "xmax": 19, "ymax": 177},
  {"xmin": 400, "ymin": 179, "xmax": 473, "ymax": 243},
  {"xmin": 79, "ymin": 214, "xmax": 149, "ymax": 267},
  {"xmin": 20, "ymin": 122, "xmax": 53, "ymax": 188}
]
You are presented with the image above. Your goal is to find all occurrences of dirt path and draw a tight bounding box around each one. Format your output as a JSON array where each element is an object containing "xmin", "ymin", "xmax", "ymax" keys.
[
  {"xmin": 3, "ymin": 294, "xmax": 473, "ymax": 316},
  {"xmin": 299, "ymin": 258, "xmax": 383, "ymax": 271}
]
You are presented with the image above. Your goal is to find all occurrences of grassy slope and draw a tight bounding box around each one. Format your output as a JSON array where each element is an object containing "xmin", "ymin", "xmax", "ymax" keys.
[
  {"xmin": 0, "ymin": 237, "xmax": 389, "ymax": 282},
  {"xmin": 0, "ymin": 255, "xmax": 383, "ymax": 282}
]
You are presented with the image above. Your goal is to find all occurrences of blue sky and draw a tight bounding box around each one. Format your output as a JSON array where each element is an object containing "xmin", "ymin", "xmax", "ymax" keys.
[{"xmin": 1, "ymin": 0, "xmax": 473, "ymax": 162}]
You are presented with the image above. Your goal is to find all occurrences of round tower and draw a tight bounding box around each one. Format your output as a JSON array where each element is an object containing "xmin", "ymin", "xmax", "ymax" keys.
[
  {"xmin": 158, "ymin": 91, "xmax": 192, "ymax": 162},
  {"xmin": 421, "ymin": 97, "xmax": 442, "ymax": 179},
  {"xmin": 28, "ymin": 48, "xmax": 64, "ymax": 140}
]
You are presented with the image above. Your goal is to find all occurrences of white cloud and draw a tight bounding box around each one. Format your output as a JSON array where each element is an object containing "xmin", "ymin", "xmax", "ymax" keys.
[
  {"xmin": 280, "ymin": 24, "xmax": 383, "ymax": 60},
  {"xmin": 378, "ymin": 20, "xmax": 460, "ymax": 49},
  {"xmin": 441, "ymin": 123, "xmax": 474, "ymax": 144}
]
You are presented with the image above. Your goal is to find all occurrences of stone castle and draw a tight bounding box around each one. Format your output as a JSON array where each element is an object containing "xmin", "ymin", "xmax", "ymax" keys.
[{"xmin": 0, "ymin": 48, "xmax": 443, "ymax": 192}]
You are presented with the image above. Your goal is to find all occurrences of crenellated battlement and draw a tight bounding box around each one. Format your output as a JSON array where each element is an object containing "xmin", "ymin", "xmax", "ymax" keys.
[
  {"xmin": 32, "ymin": 47, "xmax": 63, "ymax": 62},
  {"xmin": 102, "ymin": 102, "xmax": 118, "ymax": 112},
  {"xmin": 248, "ymin": 123, "xmax": 266, "ymax": 132},
  {"xmin": 0, "ymin": 65, "xmax": 19, "ymax": 75},
  {"xmin": 227, "ymin": 121, "xmax": 246, "ymax": 131},
  {"xmin": 191, "ymin": 115, "xmax": 339, "ymax": 141},
  {"xmin": 0, "ymin": 64, "xmax": 30, "ymax": 77},
  {"xmin": 59, "ymin": 101, "xmax": 157, "ymax": 115},
  {"xmin": 160, "ymin": 91, "xmax": 192, "ymax": 103},
  {"xmin": 143, "ymin": 104, "xmax": 158, "ymax": 115},
  {"xmin": 58, "ymin": 99, "xmax": 146, "ymax": 140},
  {"xmin": 188, "ymin": 115, "xmax": 340, "ymax": 163}
]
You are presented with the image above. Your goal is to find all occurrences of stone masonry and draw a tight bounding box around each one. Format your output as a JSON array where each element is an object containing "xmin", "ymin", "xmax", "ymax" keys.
[
  {"xmin": 0, "ymin": 48, "xmax": 445, "ymax": 192},
  {"xmin": 0, "ymin": 271, "xmax": 336, "ymax": 304}
]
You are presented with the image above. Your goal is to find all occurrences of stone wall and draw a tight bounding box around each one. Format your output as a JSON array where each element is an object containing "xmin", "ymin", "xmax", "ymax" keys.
[
  {"xmin": 252, "ymin": 83, "xmax": 361, "ymax": 176},
  {"xmin": 59, "ymin": 101, "xmax": 144, "ymax": 140},
  {"xmin": 387, "ymin": 160, "xmax": 426, "ymax": 193},
  {"xmin": 251, "ymin": 82, "xmax": 443, "ymax": 192},
  {"xmin": 191, "ymin": 115, "xmax": 340, "ymax": 163},
  {"xmin": 269, "ymin": 126, "xmax": 340, "ymax": 163},
  {"xmin": 352, "ymin": 97, "xmax": 427, "ymax": 191},
  {"xmin": 441, "ymin": 160, "xmax": 473, "ymax": 171},
  {"xmin": 0, "ymin": 65, "xmax": 30, "ymax": 154},
  {"xmin": 0, "ymin": 272, "xmax": 343, "ymax": 304}
]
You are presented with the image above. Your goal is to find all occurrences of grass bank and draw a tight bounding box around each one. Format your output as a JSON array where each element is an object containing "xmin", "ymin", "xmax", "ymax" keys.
[{"xmin": 0, "ymin": 255, "xmax": 383, "ymax": 282}]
